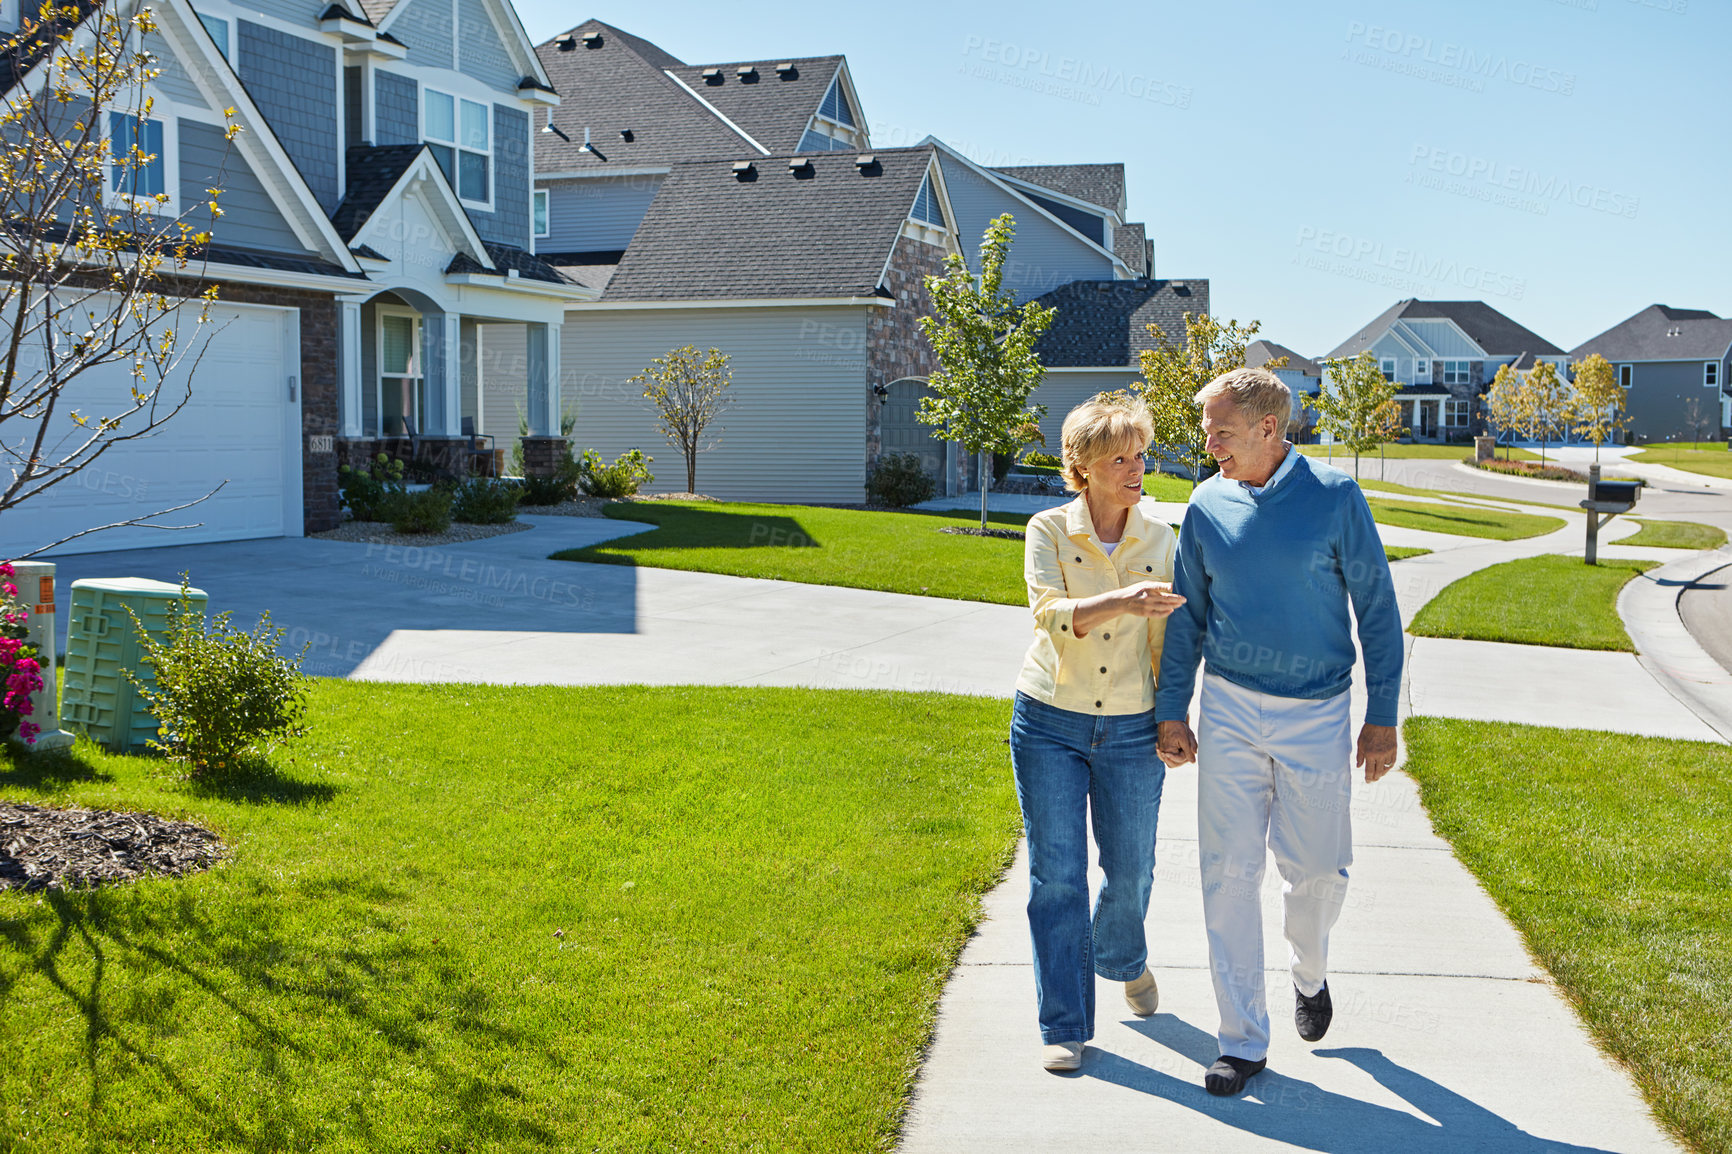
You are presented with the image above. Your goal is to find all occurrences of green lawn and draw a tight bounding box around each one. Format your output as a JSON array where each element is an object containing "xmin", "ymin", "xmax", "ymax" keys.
[
  {"xmin": 1299, "ymin": 443, "xmax": 1539, "ymax": 461},
  {"xmin": 0, "ymin": 682, "xmax": 1021, "ymax": 1153},
  {"xmin": 555, "ymin": 502, "xmax": 1032, "ymax": 604},
  {"xmin": 1629, "ymin": 446, "xmax": 1732, "ymax": 479},
  {"xmin": 1403, "ymin": 718, "xmax": 1732, "ymax": 1153},
  {"xmin": 1409, "ymin": 554, "xmax": 1656, "ymax": 649},
  {"xmin": 1384, "ymin": 546, "xmax": 1432, "ymax": 562},
  {"xmin": 1620, "ymin": 518, "xmax": 1728, "ymax": 550},
  {"xmin": 1142, "ymin": 471, "xmax": 1200, "ymax": 501},
  {"xmin": 1367, "ymin": 499, "xmax": 1565, "ymax": 541}
]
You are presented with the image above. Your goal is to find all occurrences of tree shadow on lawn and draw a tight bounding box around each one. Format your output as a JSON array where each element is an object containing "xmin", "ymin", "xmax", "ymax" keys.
[
  {"xmin": 0, "ymin": 744, "xmax": 112, "ymax": 796},
  {"xmin": 6, "ymin": 872, "xmax": 559, "ymax": 1149},
  {"xmin": 180, "ymin": 755, "xmax": 340, "ymax": 808}
]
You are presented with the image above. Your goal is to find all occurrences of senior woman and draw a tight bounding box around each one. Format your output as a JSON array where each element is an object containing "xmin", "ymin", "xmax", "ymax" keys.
[{"xmin": 1012, "ymin": 393, "xmax": 1185, "ymax": 1072}]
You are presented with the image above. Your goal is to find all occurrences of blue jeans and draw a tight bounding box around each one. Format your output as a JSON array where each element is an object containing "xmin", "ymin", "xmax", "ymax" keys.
[{"xmin": 1009, "ymin": 692, "xmax": 1166, "ymax": 1044}]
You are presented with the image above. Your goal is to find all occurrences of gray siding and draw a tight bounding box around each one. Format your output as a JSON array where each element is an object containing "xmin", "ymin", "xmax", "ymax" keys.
[
  {"xmin": 456, "ymin": 0, "xmax": 517, "ymax": 90},
  {"xmin": 360, "ymin": 299, "xmax": 379, "ymax": 434},
  {"xmin": 540, "ymin": 174, "xmax": 662, "ymax": 253},
  {"xmin": 374, "ymin": 70, "xmax": 418, "ymax": 146},
  {"xmin": 234, "ymin": 0, "xmax": 326, "ymax": 26},
  {"xmin": 390, "ymin": 0, "xmax": 454, "ymax": 70},
  {"xmin": 465, "ymin": 104, "xmax": 528, "ymax": 248},
  {"xmin": 459, "ymin": 317, "xmax": 481, "ymax": 426},
  {"xmin": 179, "ymin": 119, "xmax": 308, "ymax": 254},
  {"xmin": 1029, "ymin": 369, "xmax": 1141, "ymax": 453},
  {"xmin": 143, "ymin": 32, "xmax": 206, "ymax": 109},
  {"xmin": 937, "ymin": 154, "xmax": 1115, "ymax": 302},
  {"xmin": 344, "ymin": 66, "xmax": 363, "ymax": 149},
  {"xmin": 237, "ymin": 22, "xmax": 338, "ymax": 212},
  {"xmin": 1625, "ymin": 359, "xmax": 1727, "ymax": 442},
  {"xmin": 486, "ymin": 306, "xmax": 871, "ymax": 502}
]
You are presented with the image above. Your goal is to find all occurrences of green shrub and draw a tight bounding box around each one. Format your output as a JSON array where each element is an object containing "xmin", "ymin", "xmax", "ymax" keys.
[
  {"xmin": 1022, "ymin": 450, "xmax": 1061, "ymax": 468},
  {"xmin": 450, "ymin": 477, "xmax": 521, "ymax": 524},
  {"xmin": 124, "ymin": 576, "xmax": 309, "ymax": 781},
  {"xmin": 866, "ymin": 452, "xmax": 936, "ymax": 507},
  {"xmin": 517, "ymin": 472, "xmax": 575, "ymax": 505},
  {"xmin": 387, "ymin": 488, "xmax": 453, "ymax": 534},
  {"xmin": 577, "ymin": 448, "xmax": 654, "ymax": 499},
  {"xmin": 337, "ymin": 453, "xmax": 406, "ymax": 521}
]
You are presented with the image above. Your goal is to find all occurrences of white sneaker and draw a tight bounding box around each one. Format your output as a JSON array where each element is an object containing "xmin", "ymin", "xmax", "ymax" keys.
[
  {"xmin": 1041, "ymin": 1041, "xmax": 1084, "ymax": 1071},
  {"xmin": 1124, "ymin": 967, "xmax": 1159, "ymax": 1016}
]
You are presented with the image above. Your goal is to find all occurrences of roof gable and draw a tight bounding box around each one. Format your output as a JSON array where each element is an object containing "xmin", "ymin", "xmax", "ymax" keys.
[
  {"xmin": 991, "ymin": 164, "xmax": 1126, "ymax": 217},
  {"xmin": 663, "ymin": 56, "xmax": 849, "ymax": 155},
  {"xmin": 337, "ymin": 144, "xmax": 493, "ymax": 269},
  {"xmin": 1325, "ymin": 299, "xmax": 1562, "ymax": 360},
  {"xmin": 1247, "ymin": 340, "xmax": 1320, "ymax": 377},
  {"xmin": 1570, "ymin": 304, "xmax": 1732, "ymax": 362},
  {"xmin": 374, "ymin": 0, "xmax": 551, "ymax": 90}
]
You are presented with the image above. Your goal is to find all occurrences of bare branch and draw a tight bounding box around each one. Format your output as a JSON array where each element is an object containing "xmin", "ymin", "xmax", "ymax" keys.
[{"xmin": 9, "ymin": 480, "xmax": 226, "ymax": 559}]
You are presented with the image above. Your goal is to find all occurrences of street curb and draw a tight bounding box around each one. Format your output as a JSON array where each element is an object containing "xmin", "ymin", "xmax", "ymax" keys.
[{"xmin": 1618, "ymin": 546, "xmax": 1732, "ymax": 743}]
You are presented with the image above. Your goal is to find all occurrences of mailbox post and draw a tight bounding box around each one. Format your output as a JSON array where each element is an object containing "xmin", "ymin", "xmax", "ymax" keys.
[{"xmin": 1579, "ymin": 463, "xmax": 1640, "ymax": 565}]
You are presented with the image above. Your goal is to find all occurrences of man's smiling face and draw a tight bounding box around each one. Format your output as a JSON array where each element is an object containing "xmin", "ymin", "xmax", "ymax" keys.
[{"xmin": 1201, "ymin": 395, "xmax": 1284, "ymax": 485}]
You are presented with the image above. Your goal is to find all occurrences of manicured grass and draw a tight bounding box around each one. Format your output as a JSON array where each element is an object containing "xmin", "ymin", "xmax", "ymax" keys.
[
  {"xmin": 1367, "ymin": 499, "xmax": 1565, "ymax": 540},
  {"xmin": 1384, "ymin": 546, "xmax": 1431, "ymax": 562},
  {"xmin": 1298, "ymin": 443, "xmax": 1539, "ymax": 460},
  {"xmin": 0, "ymin": 682, "xmax": 1021, "ymax": 1152},
  {"xmin": 1620, "ymin": 518, "xmax": 1728, "ymax": 550},
  {"xmin": 1142, "ymin": 471, "xmax": 1199, "ymax": 501},
  {"xmin": 1630, "ymin": 446, "xmax": 1732, "ymax": 479},
  {"xmin": 556, "ymin": 501, "xmax": 1032, "ymax": 604},
  {"xmin": 1409, "ymin": 554, "xmax": 1657, "ymax": 650},
  {"xmin": 1402, "ymin": 718, "xmax": 1732, "ymax": 1152}
]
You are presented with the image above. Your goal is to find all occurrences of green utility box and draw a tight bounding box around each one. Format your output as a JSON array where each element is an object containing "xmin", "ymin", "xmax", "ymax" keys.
[{"xmin": 60, "ymin": 578, "xmax": 206, "ymax": 752}]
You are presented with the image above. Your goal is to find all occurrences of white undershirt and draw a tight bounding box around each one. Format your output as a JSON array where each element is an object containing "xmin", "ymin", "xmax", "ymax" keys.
[{"xmin": 1101, "ymin": 540, "xmax": 1120, "ymax": 557}]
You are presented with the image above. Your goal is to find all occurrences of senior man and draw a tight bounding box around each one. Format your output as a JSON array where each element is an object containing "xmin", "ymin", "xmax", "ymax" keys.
[{"xmin": 1155, "ymin": 366, "xmax": 1403, "ymax": 1098}]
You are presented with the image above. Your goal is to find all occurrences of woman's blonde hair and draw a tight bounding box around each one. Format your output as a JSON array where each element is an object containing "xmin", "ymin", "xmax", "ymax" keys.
[{"xmin": 1061, "ymin": 393, "xmax": 1154, "ymax": 492}]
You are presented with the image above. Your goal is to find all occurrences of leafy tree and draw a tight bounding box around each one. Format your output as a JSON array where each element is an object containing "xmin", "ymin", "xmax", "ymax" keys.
[
  {"xmin": 1, "ymin": 0, "xmax": 241, "ymax": 556},
  {"xmin": 1486, "ymin": 363, "xmax": 1532, "ymax": 460},
  {"xmin": 1525, "ymin": 360, "xmax": 1572, "ymax": 463},
  {"xmin": 631, "ymin": 346, "xmax": 733, "ymax": 494},
  {"xmin": 1309, "ymin": 352, "xmax": 1401, "ymax": 480},
  {"xmin": 1135, "ymin": 314, "xmax": 1283, "ymax": 490},
  {"xmin": 917, "ymin": 213, "xmax": 1055, "ymax": 528},
  {"xmin": 1567, "ymin": 353, "xmax": 1625, "ymax": 462}
]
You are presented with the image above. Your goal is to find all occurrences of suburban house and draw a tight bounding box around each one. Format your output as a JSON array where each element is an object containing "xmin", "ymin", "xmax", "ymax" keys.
[
  {"xmin": 1245, "ymin": 340, "xmax": 1323, "ymax": 440},
  {"xmin": 1569, "ymin": 305, "xmax": 1732, "ymax": 443},
  {"xmin": 2, "ymin": 0, "xmax": 582, "ymax": 556},
  {"xmin": 1322, "ymin": 299, "xmax": 1566, "ymax": 443},
  {"xmin": 505, "ymin": 20, "xmax": 1190, "ymax": 502}
]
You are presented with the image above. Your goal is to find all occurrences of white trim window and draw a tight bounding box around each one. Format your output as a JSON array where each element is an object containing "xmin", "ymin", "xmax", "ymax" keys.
[
  {"xmin": 1619, "ymin": 364, "xmax": 1633, "ymax": 389},
  {"xmin": 1379, "ymin": 357, "xmax": 1397, "ymax": 381},
  {"xmin": 532, "ymin": 188, "xmax": 549, "ymax": 237},
  {"xmin": 1441, "ymin": 359, "xmax": 1472, "ymax": 386},
  {"xmin": 424, "ymin": 88, "xmax": 491, "ymax": 207},
  {"xmin": 377, "ymin": 308, "xmax": 424, "ymax": 438},
  {"xmin": 1443, "ymin": 399, "xmax": 1469, "ymax": 427},
  {"xmin": 107, "ymin": 111, "xmax": 174, "ymax": 211},
  {"xmin": 1414, "ymin": 358, "xmax": 1431, "ymax": 381},
  {"xmin": 1706, "ymin": 361, "xmax": 1720, "ymax": 389}
]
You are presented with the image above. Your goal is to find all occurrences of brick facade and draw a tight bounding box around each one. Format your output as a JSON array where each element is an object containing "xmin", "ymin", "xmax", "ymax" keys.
[
  {"xmin": 521, "ymin": 436, "xmax": 570, "ymax": 478},
  {"xmin": 864, "ymin": 233, "xmax": 947, "ymax": 472}
]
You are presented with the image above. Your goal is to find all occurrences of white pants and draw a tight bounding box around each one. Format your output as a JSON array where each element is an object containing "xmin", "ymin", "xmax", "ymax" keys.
[{"xmin": 1197, "ymin": 671, "xmax": 1353, "ymax": 1062}]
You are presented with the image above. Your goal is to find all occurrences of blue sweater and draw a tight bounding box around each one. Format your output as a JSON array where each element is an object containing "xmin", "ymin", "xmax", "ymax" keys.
[{"xmin": 1155, "ymin": 453, "xmax": 1405, "ymax": 727}]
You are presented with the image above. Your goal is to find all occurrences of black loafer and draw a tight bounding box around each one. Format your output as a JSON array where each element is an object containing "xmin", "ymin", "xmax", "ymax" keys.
[
  {"xmin": 1203, "ymin": 1054, "xmax": 1266, "ymax": 1097},
  {"xmin": 1296, "ymin": 982, "xmax": 1333, "ymax": 1042}
]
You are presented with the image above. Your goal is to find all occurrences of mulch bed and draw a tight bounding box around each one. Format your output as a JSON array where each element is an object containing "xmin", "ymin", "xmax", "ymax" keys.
[
  {"xmin": 310, "ymin": 520, "xmax": 533, "ymax": 546},
  {"xmin": 0, "ymin": 801, "xmax": 225, "ymax": 891},
  {"xmin": 939, "ymin": 526, "xmax": 1026, "ymax": 540}
]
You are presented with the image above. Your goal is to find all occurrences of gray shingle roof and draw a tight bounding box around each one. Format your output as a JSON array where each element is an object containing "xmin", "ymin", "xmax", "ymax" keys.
[
  {"xmin": 331, "ymin": 144, "xmax": 426, "ymax": 239},
  {"xmin": 1113, "ymin": 223, "xmax": 1147, "ymax": 277},
  {"xmin": 665, "ymin": 57, "xmax": 844, "ymax": 154},
  {"xmin": 1569, "ymin": 304, "xmax": 1732, "ymax": 362},
  {"xmin": 1246, "ymin": 340, "xmax": 1320, "ymax": 377},
  {"xmin": 991, "ymin": 164, "xmax": 1125, "ymax": 215},
  {"xmin": 601, "ymin": 148, "xmax": 932, "ymax": 302},
  {"xmin": 1324, "ymin": 299, "xmax": 1564, "ymax": 359},
  {"xmin": 1030, "ymin": 279, "xmax": 1211, "ymax": 368},
  {"xmin": 535, "ymin": 21, "xmax": 766, "ymax": 171}
]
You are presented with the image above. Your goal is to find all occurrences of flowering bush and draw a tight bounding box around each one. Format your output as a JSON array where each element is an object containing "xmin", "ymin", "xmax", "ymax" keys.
[{"xmin": 0, "ymin": 562, "xmax": 45, "ymax": 743}]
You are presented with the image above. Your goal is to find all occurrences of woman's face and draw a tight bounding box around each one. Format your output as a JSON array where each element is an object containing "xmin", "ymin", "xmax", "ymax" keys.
[{"xmin": 1083, "ymin": 442, "xmax": 1146, "ymax": 510}]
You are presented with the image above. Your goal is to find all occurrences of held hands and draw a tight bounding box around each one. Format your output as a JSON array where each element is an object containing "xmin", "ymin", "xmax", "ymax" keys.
[
  {"xmin": 1119, "ymin": 581, "xmax": 1186, "ymax": 619},
  {"xmin": 1157, "ymin": 718, "xmax": 1197, "ymax": 768}
]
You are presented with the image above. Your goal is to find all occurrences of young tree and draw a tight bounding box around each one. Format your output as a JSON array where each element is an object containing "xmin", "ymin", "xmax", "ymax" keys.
[
  {"xmin": 1308, "ymin": 351, "xmax": 1400, "ymax": 481},
  {"xmin": 917, "ymin": 213, "xmax": 1055, "ymax": 529},
  {"xmin": 1567, "ymin": 353, "xmax": 1626, "ymax": 462},
  {"xmin": 1135, "ymin": 314, "xmax": 1283, "ymax": 490},
  {"xmin": 1684, "ymin": 395, "xmax": 1715, "ymax": 447},
  {"xmin": 631, "ymin": 345, "xmax": 733, "ymax": 494},
  {"xmin": 0, "ymin": 0, "xmax": 241, "ymax": 556},
  {"xmin": 1525, "ymin": 360, "xmax": 1573, "ymax": 463},
  {"xmin": 1485, "ymin": 362, "xmax": 1533, "ymax": 460}
]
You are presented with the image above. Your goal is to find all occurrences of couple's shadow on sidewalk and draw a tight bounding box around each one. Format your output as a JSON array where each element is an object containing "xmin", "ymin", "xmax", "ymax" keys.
[{"xmin": 1082, "ymin": 1014, "xmax": 1618, "ymax": 1154}]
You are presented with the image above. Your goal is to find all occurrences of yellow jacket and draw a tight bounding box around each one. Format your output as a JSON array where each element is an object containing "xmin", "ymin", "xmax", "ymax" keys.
[{"xmin": 1015, "ymin": 496, "xmax": 1178, "ymax": 715}]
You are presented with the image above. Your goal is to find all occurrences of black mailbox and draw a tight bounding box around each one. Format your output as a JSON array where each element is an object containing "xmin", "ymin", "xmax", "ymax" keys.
[{"xmin": 1592, "ymin": 479, "xmax": 1641, "ymax": 507}]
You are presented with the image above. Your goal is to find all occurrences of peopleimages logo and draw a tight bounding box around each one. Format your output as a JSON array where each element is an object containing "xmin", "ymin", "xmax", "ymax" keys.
[
  {"xmin": 1408, "ymin": 145, "xmax": 1640, "ymax": 219},
  {"xmin": 1342, "ymin": 21, "xmax": 1576, "ymax": 96},
  {"xmin": 960, "ymin": 36, "xmax": 1193, "ymax": 108},
  {"xmin": 1293, "ymin": 227, "xmax": 1528, "ymax": 301}
]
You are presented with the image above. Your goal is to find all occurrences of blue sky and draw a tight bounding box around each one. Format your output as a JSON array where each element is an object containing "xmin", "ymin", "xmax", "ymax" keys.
[{"xmin": 512, "ymin": 0, "xmax": 1727, "ymax": 358}]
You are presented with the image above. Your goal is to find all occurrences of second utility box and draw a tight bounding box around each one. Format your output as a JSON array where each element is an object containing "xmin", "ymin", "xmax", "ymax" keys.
[{"xmin": 60, "ymin": 578, "xmax": 206, "ymax": 753}]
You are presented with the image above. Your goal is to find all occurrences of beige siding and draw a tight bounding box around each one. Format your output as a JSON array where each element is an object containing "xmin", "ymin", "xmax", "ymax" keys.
[
  {"xmin": 1029, "ymin": 369, "xmax": 1142, "ymax": 452},
  {"xmin": 488, "ymin": 306, "xmax": 872, "ymax": 503}
]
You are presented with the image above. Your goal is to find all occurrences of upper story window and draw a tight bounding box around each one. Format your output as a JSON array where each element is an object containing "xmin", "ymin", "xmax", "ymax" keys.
[
  {"xmin": 108, "ymin": 112, "xmax": 168, "ymax": 205},
  {"xmin": 1441, "ymin": 359, "xmax": 1472, "ymax": 386},
  {"xmin": 1379, "ymin": 358, "xmax": 1397, "ymax": 381},
  {"xmin": 909, "ymin": 174, "xmax": 943, "ymax": 227},
  {"xmin": 819, "ymin": 76, "xmax": 855, "ymax": 127},
  {"xmin": 197, "ymin": 12, "xmax": 230, "ymax": 58},
  {"xmin": 424, "ymin": 88, "xmax": 490, "ymax": 207},
  {"xmin": 1414, "ymin": 358, "xmax": 1430, "ymax": 380},
  {"xmin": 1619, "ymin": 364, "xmax": 1633, "ymax": 388},
  {"xmin": 1706, "ymin": 361, "xmax": 1720, "ymax": 389},
  {"xmin": 533, "ymin": 188, "xmax": 549, "ymax": 237}
]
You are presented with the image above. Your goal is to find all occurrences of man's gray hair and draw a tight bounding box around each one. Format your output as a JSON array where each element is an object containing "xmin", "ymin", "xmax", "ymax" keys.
[{"xmin": 1195, "ymin": 367, "xmax": 1292, "ymax": 427}]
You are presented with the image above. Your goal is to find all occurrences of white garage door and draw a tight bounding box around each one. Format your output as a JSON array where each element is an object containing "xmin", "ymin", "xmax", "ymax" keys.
[{"xmin": 0, "ymin": 301, "xmax": 300, "ymax": 557}]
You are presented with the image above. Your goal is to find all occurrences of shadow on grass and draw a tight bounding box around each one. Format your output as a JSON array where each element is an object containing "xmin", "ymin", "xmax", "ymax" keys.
[
  {"xmin": 0, "ymin": 744, "xmax": 112, "ymax": 795},
  {"xmin": 555, "ymin": 504, "xmax": 823, "ymax": 558},
  {"xmin": 180, "ymin": 756, "xmax": 339, "ymax": 807}
]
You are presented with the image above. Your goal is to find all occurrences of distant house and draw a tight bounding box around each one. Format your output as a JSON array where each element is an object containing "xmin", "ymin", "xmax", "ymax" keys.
[
  {"xmin": 1323, "ymin": 299, "xmax": 1565, "ymax": 443},
  {"xmin": 1569, "ymin": 305, "xmax": 1732, "ymax": 443},
  {"xmin": 1245, "ymin": 340, "xmax": 1322, "ymax": 440}
]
